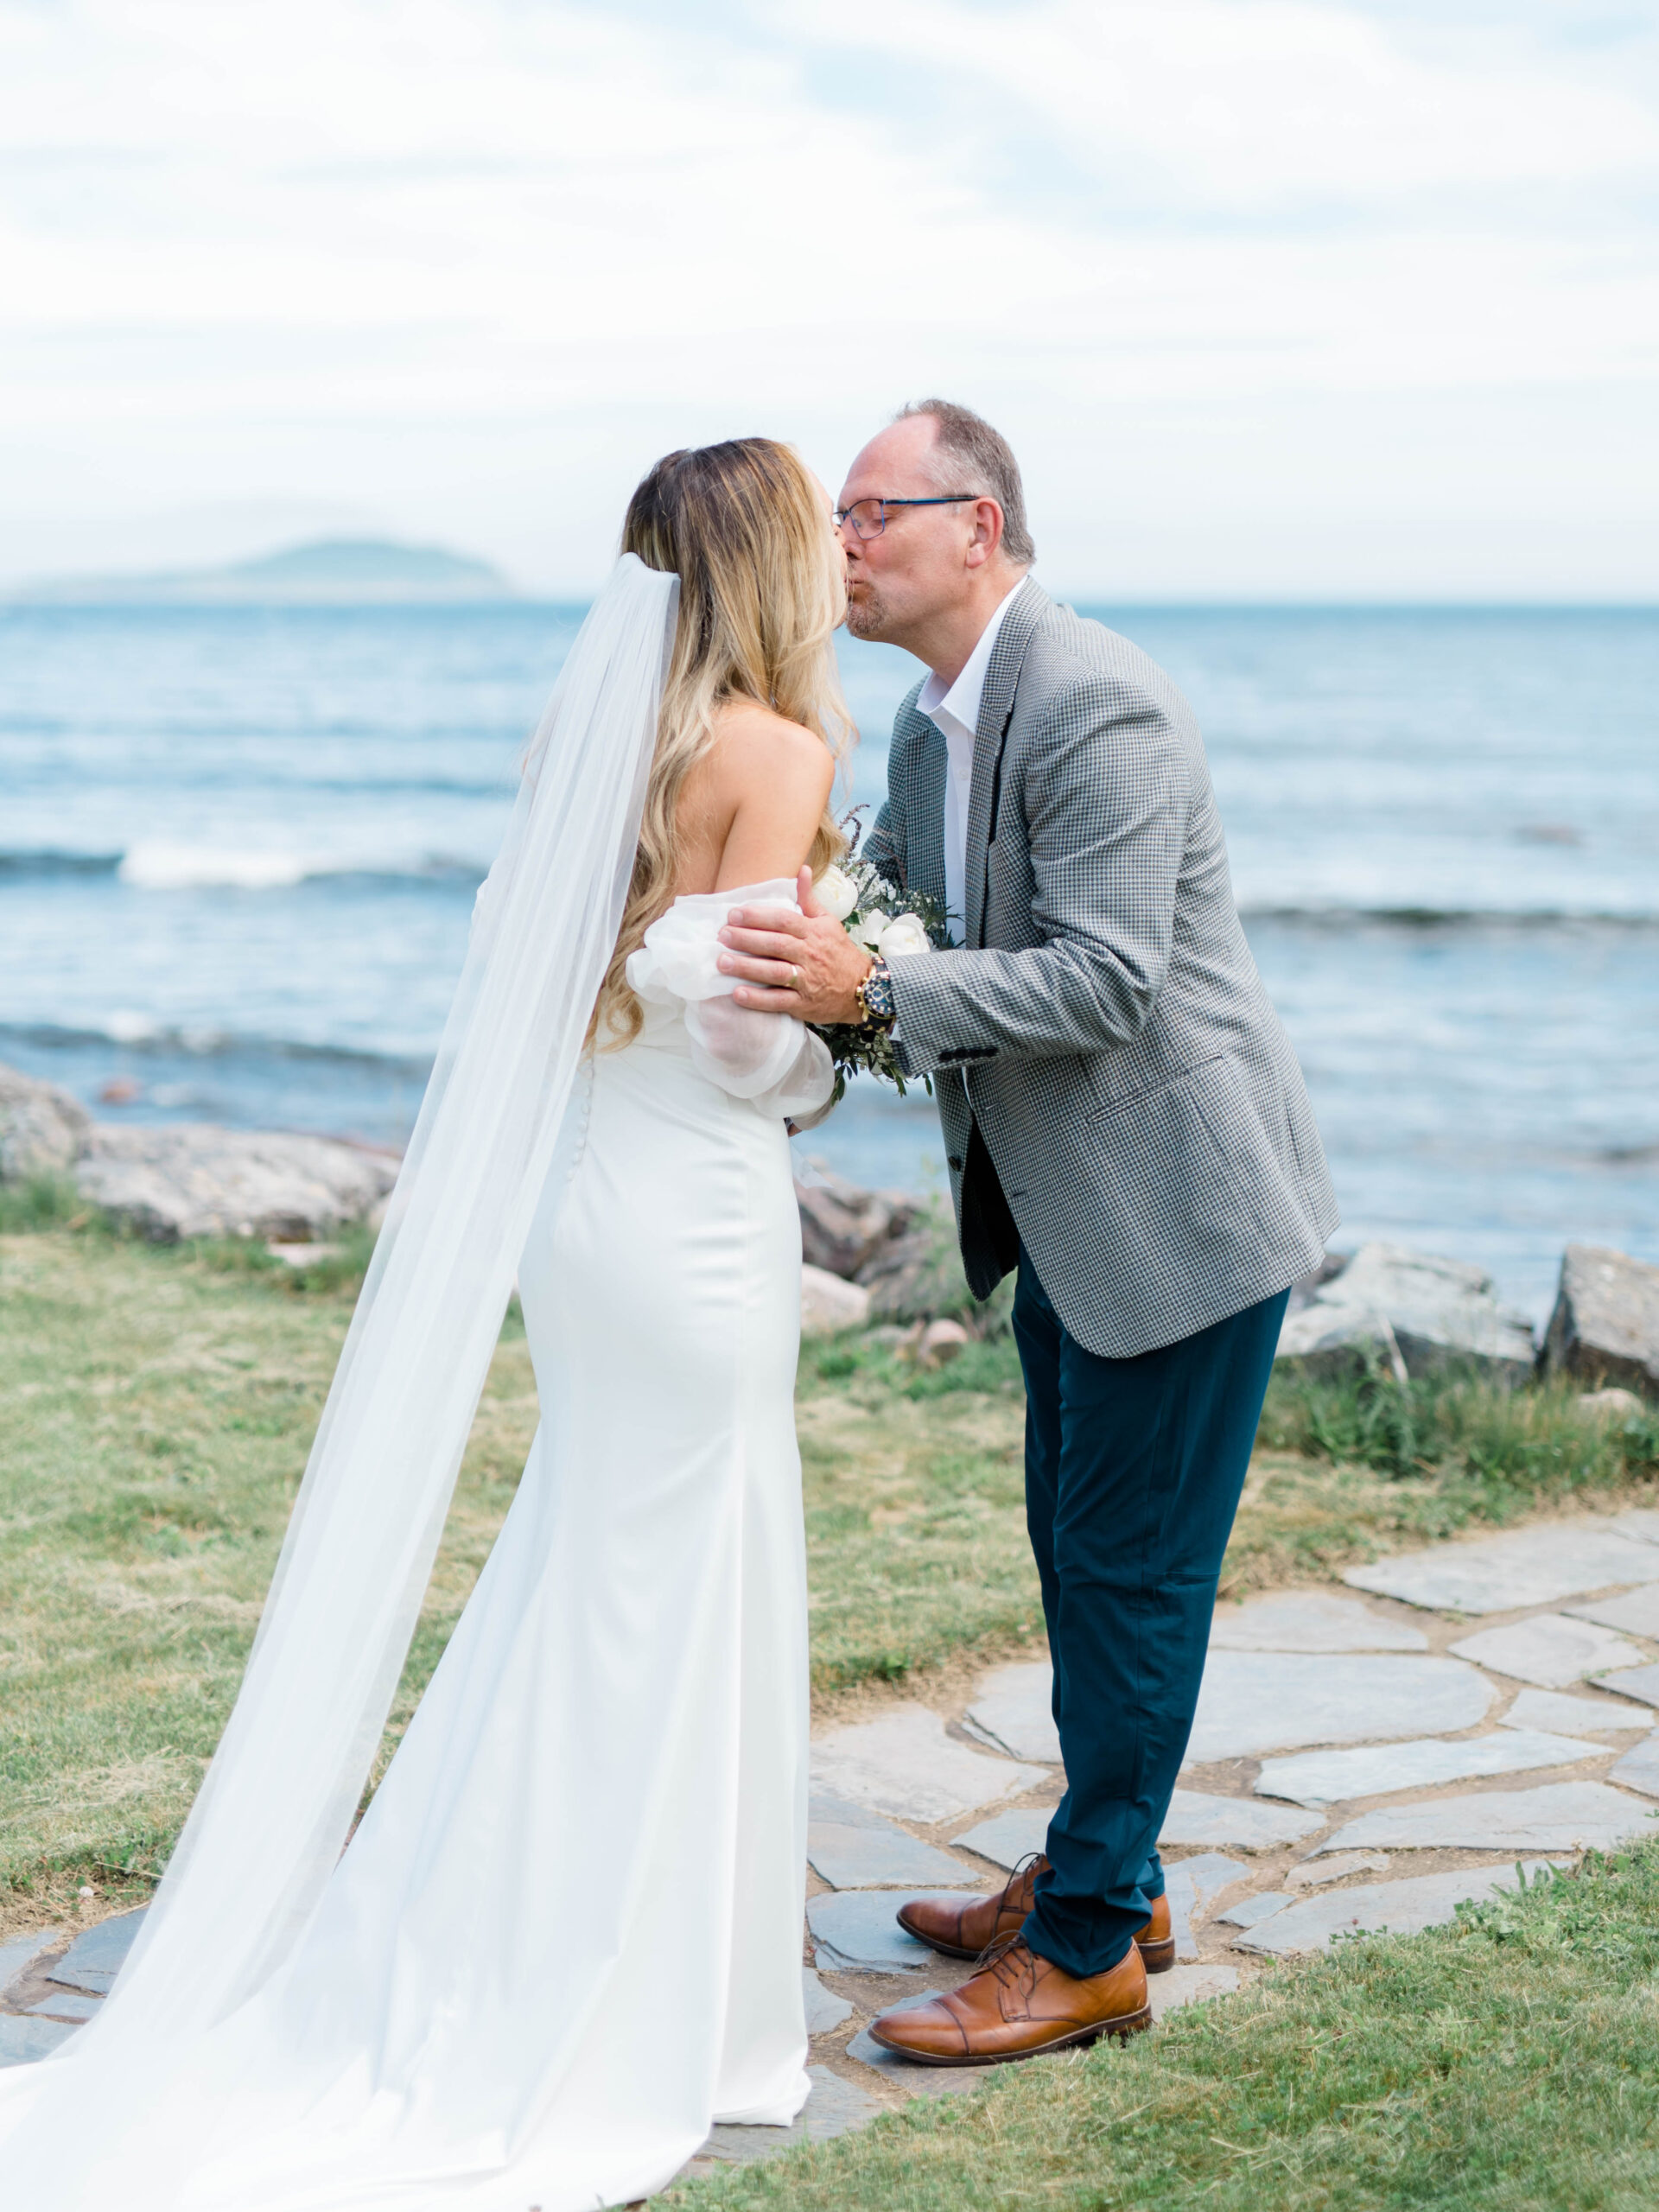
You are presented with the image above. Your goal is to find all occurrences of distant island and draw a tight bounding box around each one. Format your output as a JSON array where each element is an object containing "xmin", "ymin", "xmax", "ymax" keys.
[{"xmin": 10, "ymin": 537, "xmax": 518, "ymax": 607}]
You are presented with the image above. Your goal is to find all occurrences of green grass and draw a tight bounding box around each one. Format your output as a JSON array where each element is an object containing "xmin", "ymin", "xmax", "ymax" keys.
[
  {"xmin": 671, "ymin": 1846, "xmax": 1659, "ymax": 2210},
  {"xmin": 3, "ymin": 1218, "xmax": 1656, "ymax": 1919}
]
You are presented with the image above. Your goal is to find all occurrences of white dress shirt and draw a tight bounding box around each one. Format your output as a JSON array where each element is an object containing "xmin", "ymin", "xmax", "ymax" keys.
[{"xmin": 917, "ymin": 577, "xmax": 1029, "ymax": 941}]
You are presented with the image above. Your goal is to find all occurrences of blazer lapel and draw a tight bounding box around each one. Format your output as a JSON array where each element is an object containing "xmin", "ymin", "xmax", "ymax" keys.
[
  {"xmin": 904, "ymin": 715, "xmax": 950, "ymax": 914},
  {"xmin": 963, "ymin": 578, "xmax": 1049, "ymax": 948}
]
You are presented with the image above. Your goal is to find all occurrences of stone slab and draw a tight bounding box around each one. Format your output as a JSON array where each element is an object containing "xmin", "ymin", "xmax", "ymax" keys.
[
  {"xmin": 25, "ymin": 1991, "xmax": 102, "ymax": 2022},
  {"xmin": 0, "ymin": 2015, "xmax": 77, "ymax": 2068},
  {"xmin": 1500, "ymin": 1687, "xmax": 1654, "ymax": 1736},
  {"xmin": 1610, "ymin": 1511, "xmax": 1659, "ymax": 1546},
  {"xmin": 1233, "ymin": 1862, "xmax": 1553, "ymax": 1955},
  {"xmin": 846, "ymin": 1993, "xmax": 985, "ymax": 2098},
  {"xmin": 803, "ymin": 1967, "xmax": 853, "ymax": 2036},
  {"xmin": 1593, "ymin": 1662, "xmax": 1659, "ymax": 1709},
  {"xmin": 1164, "ymin": 1853, "xmax": 1250, "ymax": 1960},
  {"xmin": 47, "ymin": 1907, "xmax": 147, "ymax": 1995},
  {"xmin": 1186, "ymin": 1651, "xmax": 1493, "ymax": 1763},
  {"xmin": 807, "ymin": 1816, "xmax": 976, "ymax": 1891},
  {"xmin": 1566, "ymin": 1584, "xmax": 1659, "ymax": 1637},
  {"xmin": 963, "ymin": 1662, "xmax": 1061, "ymax": 1764},
  {"xmin": 1448, "ymin": 1613, "xmax": 1646, "ymax": 1688},
  {"xmin": 1147, "ymin": 1963, "xmax": 1240, "ymax": 2019},
  {"xmin": 1208, "ymin": 1591, "xmax": 1428, "ymax": 1652},
  {"xmin": 952, "ymin": 1807, "xmax": 1050, "ymax": 1871},
  {"xmin": 1216, "ymin": 1891, "xmax": 1294, "ymax": 1929},
  {"xmin": 1255, "ymin": 1728, "xmax": 1592, "ymax": 1808},
  {"xmin": 1160, "ymin": 1788, "xmax": 1324, "ymax": 1848},
  {"xmin": 1609, "ymin": 1735, "xmax": 1659, "ymax": 1800},
  {"xmin": 1286, "ymin": 1852, "xmax": 1391, "ymax": 1888},
  {"xmin": 806, "ymin": 1891, "xmax": 936, "ymax": 1973},
  {"xmin": 699, "ymin": 2065, "xmax": 884, "ymax": 2163},
  {"xmin": 1344, "ymin": 1522, "xmax": 1659, "ymax": 1615},
  {"xmin": 1317, "ymin": 1781, "xmax": 1658, "ymax": 1855},
  {"xmin": 0, "ymin": 1930, "xmax": 57, "ymax": 2000},
  {"xmin": 810, "ymin": 1707, "xmax": 1049, "ymax": 1824}
]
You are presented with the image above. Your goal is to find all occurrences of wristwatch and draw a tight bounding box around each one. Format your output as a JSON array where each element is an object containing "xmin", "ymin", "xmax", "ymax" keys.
[{"xmin": 855, "ymin": 954, "xmax": 896, "ymax": 1031}]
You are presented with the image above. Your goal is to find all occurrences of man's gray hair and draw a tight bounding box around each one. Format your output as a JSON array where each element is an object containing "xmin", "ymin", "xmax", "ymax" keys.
[{"xmin": 897, "ymin": 398, "xmax": 1035, "ymax": 566}]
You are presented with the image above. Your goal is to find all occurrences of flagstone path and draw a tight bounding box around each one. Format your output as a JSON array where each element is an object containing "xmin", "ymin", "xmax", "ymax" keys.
[{"xmin": 10, "ymin": 1508, "xmax": 1659, "ymax": 2196}]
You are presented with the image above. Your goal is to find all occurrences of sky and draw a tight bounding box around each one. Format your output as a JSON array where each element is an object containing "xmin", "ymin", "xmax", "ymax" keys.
[{"xmin": 2, "ymin": 0, "xmax": 1657, "ymax": 599}]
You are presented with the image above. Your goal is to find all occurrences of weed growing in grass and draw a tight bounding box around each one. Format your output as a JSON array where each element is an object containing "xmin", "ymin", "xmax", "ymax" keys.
[
  {"xmin": 0, "ymin": 1173, "xmax": 84, "ymax": 1233},
  {"xmin": 1260, "ymin": 1357, "xmax": 1659, "ymax": 1509}
]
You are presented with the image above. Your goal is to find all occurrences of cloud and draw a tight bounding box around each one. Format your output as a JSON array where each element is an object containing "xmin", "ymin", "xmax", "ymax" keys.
[{"xmin": 0, "ymin": 0, "xmax": 1655, "ymax": 593}]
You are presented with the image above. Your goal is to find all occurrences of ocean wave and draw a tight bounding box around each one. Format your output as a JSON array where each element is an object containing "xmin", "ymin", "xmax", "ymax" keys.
[
  {"xmin": 0, "ymin": 844, "xmax": 486, "ymax": 891},
  {"xmin": 1239, "ymin": 903, "xmax": 1659, "ymax": 931},
  {"xmin": 0, "ymin": 849, "xmax": 124, "ymax": 878},
  {"xmin": 0, "ymin": 1019, "xmax": 434, "ymax": 1077}
]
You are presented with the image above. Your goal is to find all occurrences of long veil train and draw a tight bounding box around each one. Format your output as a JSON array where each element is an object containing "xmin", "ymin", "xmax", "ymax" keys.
[{"xmin": 0, "ymin": 555, "xmax": 680, "ymax": 2203}]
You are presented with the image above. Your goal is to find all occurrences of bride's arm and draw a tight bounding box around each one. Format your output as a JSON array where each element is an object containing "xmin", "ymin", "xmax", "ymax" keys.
[{"xmin": 626, "ymin": 705, "xmax": 839, "ymax": 1119}]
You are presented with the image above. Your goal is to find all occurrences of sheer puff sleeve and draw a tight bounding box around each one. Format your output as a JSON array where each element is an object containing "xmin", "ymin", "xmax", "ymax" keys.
[{"xmin": 626, "ymin": 878, "xmax": 837, "ymax": 1124}]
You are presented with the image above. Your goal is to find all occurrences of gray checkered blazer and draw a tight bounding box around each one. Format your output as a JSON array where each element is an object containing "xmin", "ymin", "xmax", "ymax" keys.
[{"xmin": 867, "ymin": 578, "xmax": 1338, "ymax": 1359}]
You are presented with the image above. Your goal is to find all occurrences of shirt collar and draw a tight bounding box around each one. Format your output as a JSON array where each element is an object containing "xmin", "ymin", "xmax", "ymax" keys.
[{"xmin": 918, "ymin": 575, "xmax": 1030, "ymax": 738}]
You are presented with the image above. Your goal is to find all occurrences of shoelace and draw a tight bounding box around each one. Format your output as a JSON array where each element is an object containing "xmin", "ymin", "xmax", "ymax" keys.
[
  {"xmin": 969, "ymin": 1929, "xmax": 1039, "ymax": 1988},
  {"xmin": 968, "ymin": 1852, "xmax": 1045, "ymax": 1974}
]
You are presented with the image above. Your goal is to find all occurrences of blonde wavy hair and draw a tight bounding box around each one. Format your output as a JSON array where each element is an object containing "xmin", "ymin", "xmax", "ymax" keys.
[{"xmin": 592, "ymin": 437, "xmax": 853, "ymax": 1049}]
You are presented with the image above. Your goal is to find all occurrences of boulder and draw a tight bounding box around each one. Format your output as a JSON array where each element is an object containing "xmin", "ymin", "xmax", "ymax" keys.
[
  {"xmin": 0, "ymin": 1062, "xmax": 92, "ymax": 1181},
  {"xmin": 915, "ymin": 1318, "xmax": 970, "ymax": 1369},
  {"xmin": 800, "ymin": 1263, "xmax": 871, "ymax": 1337},
  {"xmin": 795, "ymin": 1163, "xmax": 916, "ymax": 1280},
  {"xmin": 74, "ymin": 1125, "xmax": 398, "ymax": 1243},
  {"xmin": 1542, "ymin": 1246, "xmax": 1659, "ymax": 1399},
  {"xmin": 1275, "ymin": 1242, "xmax": 1535, "ymax": 1384}
]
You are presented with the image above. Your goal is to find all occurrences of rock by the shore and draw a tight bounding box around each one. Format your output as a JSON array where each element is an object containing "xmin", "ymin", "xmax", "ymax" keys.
[
  {"xmin": 0, "ymin": 1064, "xmax": 92, "ymax": 1180},
  {"xmin": 1541, "ymin": 1245, "xmax": 1659, "ymax": 1400},
  {"xmin": 1275, "ymin": 1243, "xmax": 1535, "ymax": 1383},
  {"xmin": 795, "ymin": 1164, "xmax": 916, "ymax": 1280},
  {"xmin": 801, "ymin": 1264, "xmax": 871, "ymax": 1338},
  {"xmin": 73, "ymin": 1125, "xmax": 398, "ymax": 1243}
]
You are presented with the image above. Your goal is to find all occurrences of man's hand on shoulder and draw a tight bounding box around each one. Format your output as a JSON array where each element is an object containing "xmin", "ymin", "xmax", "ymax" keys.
[{"xmin": 718, "ymin": 867, "xmax": 873, "ymax": 1026}]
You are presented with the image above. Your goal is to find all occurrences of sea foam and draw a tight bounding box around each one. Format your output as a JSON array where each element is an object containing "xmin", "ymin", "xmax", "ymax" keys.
[{"xmin": 118, "ymin": 842, "xmax": 310, "ymax": 890}]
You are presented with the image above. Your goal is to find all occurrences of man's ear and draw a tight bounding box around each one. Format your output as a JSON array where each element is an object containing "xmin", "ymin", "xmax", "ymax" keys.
[{"xmin": 965, "ymin": 496, "xmax": 1004, "ymax": 570}]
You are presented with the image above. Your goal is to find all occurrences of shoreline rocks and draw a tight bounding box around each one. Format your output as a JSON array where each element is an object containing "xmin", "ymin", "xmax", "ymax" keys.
[
  {"xmin": 1274, "ymin": 1243, "xmax": 1537, "ymax": 1385},
  {"xmin": 75, "ymin": 1124, "xmax": 397, "ymax": 1244},
  {"xmin": 0, "ymin": 1064, "xmax": 91, "ymax": 1181},
  {"xmin": 0, "ymin": 1060, "xmax": 398, "ymax": 1243},
  {"xmin": 1541, "ymin": 1246, "xmax": 1659, "ymax": 1399}
]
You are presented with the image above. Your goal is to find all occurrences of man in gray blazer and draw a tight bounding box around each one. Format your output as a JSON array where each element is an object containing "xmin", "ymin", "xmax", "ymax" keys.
[{"xmin": 718, "ymin": 400, "xmax": 1337, "ymax": 2061}]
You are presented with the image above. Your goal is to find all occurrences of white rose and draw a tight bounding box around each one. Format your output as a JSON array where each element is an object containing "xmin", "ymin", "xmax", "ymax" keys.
[
  {"xmin": 814, "ymin": 864, "xmax": 858, "ymax": 922},
  {"xmin": 879, "ymin": 913, "xmax": 931, "ymax": 958},
  {"xmin": 850, "ymin": 910, "xmax": 889, "ymax": 950}
]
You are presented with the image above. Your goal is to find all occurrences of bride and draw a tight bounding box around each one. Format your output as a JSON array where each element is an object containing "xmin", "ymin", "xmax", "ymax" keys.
[{"xmin": 0, "ymin": 440, "xmax": 853, "ymax": 2209}]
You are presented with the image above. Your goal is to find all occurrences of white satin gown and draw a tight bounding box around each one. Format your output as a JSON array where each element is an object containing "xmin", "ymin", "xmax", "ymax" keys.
[{"xmin": 128, "ymin": 881, "xmax": 834, "ymax": 2211}]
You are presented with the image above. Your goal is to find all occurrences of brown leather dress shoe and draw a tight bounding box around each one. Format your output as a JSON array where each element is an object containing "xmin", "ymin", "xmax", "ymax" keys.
[
  {"xmin": 868, "ymin": 1936, "xmax": 1150, "ymax": 2066},
  {"xmin": 897, "ymin": 1856, "xmax": 1175, "ymax": 1973}
]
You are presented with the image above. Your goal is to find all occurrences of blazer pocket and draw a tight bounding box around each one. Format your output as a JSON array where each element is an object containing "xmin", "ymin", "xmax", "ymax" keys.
[{"xmin": 1086, "ymin": 1052, "xmax": 1224, "ymax": 1125}]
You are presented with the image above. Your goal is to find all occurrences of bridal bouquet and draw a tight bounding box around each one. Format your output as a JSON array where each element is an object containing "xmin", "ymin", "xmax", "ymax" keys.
[{"xmin": 810, "ymin": 831, "xmax": 952, "ymax": 1099}]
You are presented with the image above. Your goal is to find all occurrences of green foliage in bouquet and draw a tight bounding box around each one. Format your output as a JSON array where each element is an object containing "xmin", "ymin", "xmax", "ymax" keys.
[{"xmin": 810, "ymin": 817, "xmax": 954, "ymax": 1102}]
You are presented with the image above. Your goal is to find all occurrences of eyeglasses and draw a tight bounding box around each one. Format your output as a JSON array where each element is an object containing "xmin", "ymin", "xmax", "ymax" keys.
[{"xmin": 834, "ymin": 495, "xmax": 980, "ymax": 541}]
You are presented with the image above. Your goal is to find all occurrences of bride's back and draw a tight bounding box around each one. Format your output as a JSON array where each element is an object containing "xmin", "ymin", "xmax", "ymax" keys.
[{"xmin": 592, "ymin": 439, "xmax": 854, "ymax": 1051}]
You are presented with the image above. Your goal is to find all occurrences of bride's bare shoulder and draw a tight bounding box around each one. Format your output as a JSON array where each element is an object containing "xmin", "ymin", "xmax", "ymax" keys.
[
  {"xmin": 683, "ymin": 700, "xmax": 835, "ymax": 889},
  {"xmin": 702, "ymin": 699, "xmax": 834, "ymax": 798}
]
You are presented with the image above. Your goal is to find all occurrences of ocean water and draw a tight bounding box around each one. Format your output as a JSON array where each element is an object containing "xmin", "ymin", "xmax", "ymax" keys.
[{"xmin": 1, "ymin": 601, "xmax": 1655, "ymax": 1324}]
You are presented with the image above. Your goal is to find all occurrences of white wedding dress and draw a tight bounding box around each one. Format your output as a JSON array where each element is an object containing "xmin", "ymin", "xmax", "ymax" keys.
[{"xmin": 3, "ymin": 879, "xmax": 836, "ymax": 2212}]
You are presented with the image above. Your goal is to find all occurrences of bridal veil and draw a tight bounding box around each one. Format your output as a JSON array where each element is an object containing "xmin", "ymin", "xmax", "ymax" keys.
[{"xmin": 0, "ymin": 555, "xmax": 680, "ymax": 2200}]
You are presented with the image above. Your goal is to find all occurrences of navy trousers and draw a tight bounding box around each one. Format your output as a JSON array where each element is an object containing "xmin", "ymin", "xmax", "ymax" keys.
[{"xmin": 1011, "ymin": 1247, "xmax": 1289, "ymax": 1978}]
